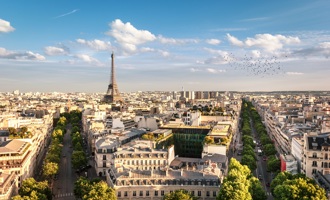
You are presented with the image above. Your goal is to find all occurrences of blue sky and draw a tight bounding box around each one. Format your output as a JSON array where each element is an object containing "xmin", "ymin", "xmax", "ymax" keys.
[{"xmin": 0, "ymin": 0, "xmax": 330, "ymax": 93}]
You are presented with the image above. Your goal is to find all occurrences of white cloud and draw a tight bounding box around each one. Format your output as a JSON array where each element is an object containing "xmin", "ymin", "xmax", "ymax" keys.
[
  {"xmin": 158, "ymin": 35, "xmax": 198, "ymax": 45},
  {"xmin": 158, "ymin": 50, "xmax": 170, "ymax": 57},
  {"xmin": 227, "ymin": 33, "xmax": 244, "ymax": 47},
  {"xmin": 107, "ymin": 19, "xmax": 156, "ymax": 53},
  {"xmin": 207, "ymin": 68, "xmax": 226, "ymax": 74},
  {"xmin": 286, "ymin": 72, "xmax": 304, "ymax": 75},
  {"xmin": 0, "ymin": 47, "xmax": 45, "ymax": 60},
  {"xmin": 190, "ymin": 68, "xmax": 201, "ymax": 72},
  {"xmin": 206, "ymin": 39, "xmax": 221, "ymax": 45},
  {"xmin": 227, "ymin": 33, "xmax": 300, "ymax": 52},
  {"xmin": 75, "ymin": 54, "xmax": 102, "ymax": 65},
  {"xmin": 140, "ymin": 47, "xmax": 155, "ymax": 52},
  {"xmin": 76, "ymin": 39, "xmax": 111, "ymax": 51},
  {"xmin": 45, "ymin": 46, "xmax": 68, "ymax": 56},
  {"xmin": 203, "ymin": 48, "xmax": 231, "ymax": 65},
  {"xmin": 0, "ymin": 19, "xmax": 15, "ymax": 33},
  {"xmin": 245, "ymin": 34, "xmax": 300, "ymax": 51}
]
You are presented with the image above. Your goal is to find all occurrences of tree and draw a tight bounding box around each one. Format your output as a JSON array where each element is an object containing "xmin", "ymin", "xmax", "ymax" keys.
[
  {"xmin": 72, "ymin": 150, "xmax": 87, "ymax": 169},
  {"xmin": 15, "ymin": 178, "xmax": 51, "ymax": 200},
  {"xmin": 43, "ymin": 162, "xmax": 59, "ymax": 180},
  {"xmin": 163, "ymin": 189, "xmax": 198, "ymax": 200},
  {"xmin": 218, "ymin": 181, "xmax": 252, "ymax": 200},
  {"xmin": 241, "ymin": 154, "xmax": 257, "ymax": 171},
  {"xmin": 249, "ymin": 177, "xmax": 267, "ymax": 200},
  {"xmin": 20, "ymin": 127, "xmax": 28, "ymax": 135},
  {"xmin": 218, "ymin": 158, "xmax": 257, "ymax": 200},
  {"xmin": 52, "ymin": 128, "xmax": 63, "ymax": 141},
  {"xmin": 263, "ymin": 144, "xmax": 277, "ymax": 156},
  {"xmin": 8, "ymin": 127, "xmax": 17, "ymax": 136},
  {"xmin": 74, "ymin": 177, "xmax": 92, "ymax": 199},
  {"xmin": 204, "ymin": 136, "xmax": 214, "ymax": 144},
  {"xmin": 266, "ymin": 156, "xmax": 280, "ymax": 172},
  {"xmin": 273, "ymin": 178, "xmax": 326, "ymax": 200},
  {"xmin": 74, "ymin": 177, "xmax": 116, "ymax": 200}
]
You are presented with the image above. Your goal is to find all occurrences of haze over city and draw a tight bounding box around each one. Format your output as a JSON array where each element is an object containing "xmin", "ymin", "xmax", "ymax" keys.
[{"xmin": 0, "ymin": 0, "xmax": 330, "ymax": 93}]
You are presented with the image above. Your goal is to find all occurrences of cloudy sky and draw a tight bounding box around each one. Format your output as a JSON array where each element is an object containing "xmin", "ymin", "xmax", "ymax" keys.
[{"xmin": 0, "ymin": 1, "xmax": 330, "ymax": 93}]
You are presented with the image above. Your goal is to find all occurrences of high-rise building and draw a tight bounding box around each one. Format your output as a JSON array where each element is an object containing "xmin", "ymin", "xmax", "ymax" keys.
[{"xmin": 103, "ymin": 53, "xmax": 123, "ymax": 103}]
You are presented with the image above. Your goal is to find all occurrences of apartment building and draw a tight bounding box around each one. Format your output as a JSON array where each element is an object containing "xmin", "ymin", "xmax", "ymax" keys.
[
  {"xmin": 301, "ymin": 132, "xmax": 330, "ymax": 178},
  {"xmin": 0, "ymin": 140, "xmax": 33, "ymax": 198},
  {"xmin": 105, "ymin": 140, "xmax": 222, "ymax": 200}
]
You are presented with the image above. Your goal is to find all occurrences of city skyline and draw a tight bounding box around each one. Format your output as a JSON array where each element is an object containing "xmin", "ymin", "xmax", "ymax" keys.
[{"xmin": 0, "ymin": 0, "xmax": 330, "ymax": 93}]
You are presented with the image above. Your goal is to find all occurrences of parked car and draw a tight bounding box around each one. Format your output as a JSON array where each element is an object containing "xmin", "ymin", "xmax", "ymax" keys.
[
  {"xmin": 258, "ymin": 174, "xmax": 263, "ymax": 180},
  {"xmin": 266, "ymin": 182, "xmax": 270, "ymax": 187}
]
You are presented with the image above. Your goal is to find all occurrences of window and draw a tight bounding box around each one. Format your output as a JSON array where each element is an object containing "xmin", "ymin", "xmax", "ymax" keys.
[
  {"xmin": 140, "ymin": 191, "xmax": 143, "ymax": 196},
  {"xmin": 103, "ymin": 162, "xmax": 106, "ymax": 167},
  {"xmin": 312, "ymin": 161, "xmax": 317, "ymax": 167},
  {"xmin": 103, "ymin": 155, "xmax": 106, "ymax": 160},
  {"xmin": 118, "ymin": 192, "xmax": 121, "ymax": 197},
  {"xmin": 213, "ymin": 191, "xmax": 217, "ymax": 197},
  {"xmin": 313, "ymin": 153, "xmax": 317, "ymax": 158},
  {"xmin": 146, "ymin": 191, "xmax": 149, "ymax": 196},
  {"xmin": 312, "ymin": 169, "xmax": 317, "ymax": 174},
  {"xmin": 161, "ymin": 191, "xmax": 164, "ymax": 196},
  {"xmin": 191, "ymin": 191, "xmax": 195, "ymax": 196},
  {"xmin": 206, "ymin": 191, "xmax": 210, "ymax": 196},
  {"xmin": 198, "ymin": 191, "xmax": 201, "ymax": 197},
  {"xmin": 133, "ymin": 191, "xmax": 136, "ymax": 196},
  {"xmin": 124, "ymin": 191, "xmax": 127, "ymax": 197}
]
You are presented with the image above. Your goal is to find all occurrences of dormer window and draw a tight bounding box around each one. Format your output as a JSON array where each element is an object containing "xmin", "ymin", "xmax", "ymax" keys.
[{"xmin": 102, "ymin": 148, "xmax": 107, "ymax": 153}]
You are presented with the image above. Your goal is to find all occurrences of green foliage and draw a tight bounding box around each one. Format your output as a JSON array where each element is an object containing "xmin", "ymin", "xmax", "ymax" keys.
[
  {"xmin": 260, "ymin": 134, "xmax": 272, "ymax": 145},
  {"xmin": 271, "ymin": 171, "xmax": 327, "ymax": 200},
  {"xmin": 74, "ymin": 177, "xmax": 116, "ymax": 200},
  {"xmin": 218, "ymin": 158, "xmax": 265, "ymax": 200},
  {"xmin": 249, "ymin": 177, "xmax": 267, "ymax": 200},
  {"xmin": 163, "ymin": 189, "xmax": 198, "ymax": 200},
  {"xmin": 242, "ymin": 135, "xmax": 255, "ymax": 148},
  {"xmin": 204, "ymin": 136, "xmax": 214, "ymax": 144},
  {"xmin": 263, "ymin": 144, "xmax": 277, "ymax": 156},
  {"xmin": 266, "ymin": 155, "xmax": 280, "ymax": 172},
  {"xmin": 241, "ymin": 154, "xmax": 257, "ymax": 171},
  {"xmin": 13, "ymin": 178, "xmax": 51, "ymax": 200},
  {"xmin": 72, "ymin": 150, "xmax": 87, "ymax": 169},
  {"xmin": 273, "ymin": 177, "xmax": 327, "ymax": 200},
  {"xmin": 141, "ymin": 132, "xmax": 154, "ymax": 140},
  {"xmin": 42, "ymin": 162, "xmax": 59, "ymax": 179}
]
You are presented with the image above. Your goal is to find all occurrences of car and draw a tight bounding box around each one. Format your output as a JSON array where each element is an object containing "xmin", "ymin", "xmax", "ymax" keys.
[
  {"xmin": 63, "ymin": 155, "xmax": 66, "ymax": 157},
  {"xmin": 258, "ymin": 174, "xmax": 263, "ymax": 180},
  {"xmin": 266, "ymin": 182, "xmax": 270, "ymax": 187},
  {"xmin": 263, "ymin": 156, "xmax": 267, "ymax": 161}
]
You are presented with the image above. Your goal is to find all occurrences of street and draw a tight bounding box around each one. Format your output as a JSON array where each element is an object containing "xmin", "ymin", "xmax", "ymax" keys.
[
  {"xmin": 52, "ymin": 126, "xmax": 76, "ymax": 200},
  {"xmin": 250, "ymin": 119, "xmax": 273, "ymax": 199}
]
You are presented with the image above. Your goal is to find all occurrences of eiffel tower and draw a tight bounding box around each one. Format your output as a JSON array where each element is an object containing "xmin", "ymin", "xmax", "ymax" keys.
[{"xmin": 103, "ymin": 52, "xmax": 122, "ymax": 103}]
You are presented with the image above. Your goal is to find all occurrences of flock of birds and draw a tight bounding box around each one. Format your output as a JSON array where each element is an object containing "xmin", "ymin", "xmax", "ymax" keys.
[{"xmin": 223, "ymin": 52, "xmax": 286, "ymax": 77}]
